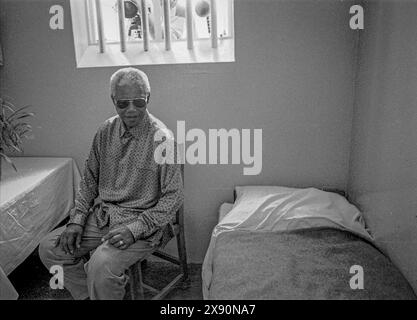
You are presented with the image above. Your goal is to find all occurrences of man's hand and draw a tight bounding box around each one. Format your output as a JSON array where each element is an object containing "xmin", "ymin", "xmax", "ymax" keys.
[
  {"xmin": 102, "ymin": 226, "xmax": 135, "ymax": 250},
  {"xmin": 55, "ymin": 224, "xmax": 84, "ymax": 255}
]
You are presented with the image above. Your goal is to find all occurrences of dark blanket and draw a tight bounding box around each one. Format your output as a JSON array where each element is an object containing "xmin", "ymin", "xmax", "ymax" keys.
[{"xmin": 209, "ymin": 228, "xmax": 416, "ymax": 300}]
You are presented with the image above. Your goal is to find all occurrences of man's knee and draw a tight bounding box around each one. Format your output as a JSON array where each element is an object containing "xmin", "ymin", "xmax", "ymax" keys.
[
  {"xmin": 85, "ymin": 246, "xmax": 128, "ymax": 299},
  {"xmin": 38, "ymin": 228, "xmax": 64, "ymax": 266},
  {"xmin": 86, "ymin": 247, "xmax": 125, "ymax": 282},
  {"xmin": 39, "ymin": 234, "xmax": 55, "ymax": 266}
]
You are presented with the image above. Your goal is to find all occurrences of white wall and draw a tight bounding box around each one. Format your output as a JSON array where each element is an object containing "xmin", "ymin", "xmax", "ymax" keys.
[
  {"xmin": 348, "ymin": 0, "xmax": 417, "ymax": 293},
  {"xmin": 0, "ymin": 0, "xmax": 358, "ymax": 262}
]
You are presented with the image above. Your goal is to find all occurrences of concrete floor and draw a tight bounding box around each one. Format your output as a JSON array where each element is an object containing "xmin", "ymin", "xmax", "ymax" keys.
[{"xmin": 8, "ymin": 249, "xmax": 203, "ymax": 300}]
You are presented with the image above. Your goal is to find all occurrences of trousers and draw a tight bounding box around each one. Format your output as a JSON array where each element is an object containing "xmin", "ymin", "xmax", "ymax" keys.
[{"xmin": 38, "ymin": 212, "xmax": 155, "ymax": 300}]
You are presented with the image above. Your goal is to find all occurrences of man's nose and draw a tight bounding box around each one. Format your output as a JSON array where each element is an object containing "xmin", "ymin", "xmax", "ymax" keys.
[{"xmin": 127, "ymin": 101, "xmax": 136, "ymax": 112}]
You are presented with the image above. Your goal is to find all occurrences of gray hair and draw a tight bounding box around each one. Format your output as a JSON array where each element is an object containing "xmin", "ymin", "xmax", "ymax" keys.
[{"xmin": 110, "ymin": 67, "xmax": 151, "ymax": 97}]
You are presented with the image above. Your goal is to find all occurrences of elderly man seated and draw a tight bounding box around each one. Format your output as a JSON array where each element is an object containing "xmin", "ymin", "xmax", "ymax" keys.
[{"xmin": 39, "ymin": 67, "xmax": 183, "ymax": 300}]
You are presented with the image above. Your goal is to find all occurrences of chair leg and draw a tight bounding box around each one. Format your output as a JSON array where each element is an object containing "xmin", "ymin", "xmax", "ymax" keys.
[
  {"xmin": 176, "ymin": 227, "xmax": 188, "ymax": 280},
  {"xmin": 141, "ymin": 259, "xmax": 147, "ymax": 270},
  {"xmin": 128, "ymin": 262, "xmax": 144, "ymax": 300}
]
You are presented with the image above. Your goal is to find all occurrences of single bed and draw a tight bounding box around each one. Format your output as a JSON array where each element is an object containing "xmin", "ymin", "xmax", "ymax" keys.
[{"xmin": 202, "ymin": 186, "xmax": 416, "ymax": 300}]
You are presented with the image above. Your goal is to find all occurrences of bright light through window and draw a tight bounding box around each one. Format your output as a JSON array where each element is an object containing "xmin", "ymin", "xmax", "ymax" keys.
[
  {"xmin": 70, "ymin": 0, "xmax": 235, "ymax": 67},
  {"xmin": 87, "ymin": 0, "xmax": 232, "ymax": 44}
]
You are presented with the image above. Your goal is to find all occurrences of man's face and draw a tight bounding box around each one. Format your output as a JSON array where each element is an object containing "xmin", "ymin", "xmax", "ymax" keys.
[{"xmin": 112, "ymin": 83, "xmax": 149, "ymax": 129}]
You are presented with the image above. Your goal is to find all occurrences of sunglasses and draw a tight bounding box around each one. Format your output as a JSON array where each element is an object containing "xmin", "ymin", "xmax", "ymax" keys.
[{"xmin": 114, "ymin": 98, "xmax": 147, "ymax": 109}]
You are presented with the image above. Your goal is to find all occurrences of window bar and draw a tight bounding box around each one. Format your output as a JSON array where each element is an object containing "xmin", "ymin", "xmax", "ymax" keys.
[
  {"xmin": 95, "ymin": 0, "xmax": 105, "ymax": 53},
  {"xmin": 152, "ymin": 0, "xmax": 163, "ymax": 42},
  {"xmin": 86, "ymin": 0, "xmax": 95, "ymax": 45},
  {"xmin": 210, "ymin": 0, "xmax": 218, "ymax": 48},
  {"xmin": 186, "ymin": 0, "xmax": 194, "ymax": 50},
  {"xmin": 141, "ymin": 0, "xmax": 150, "ymax": 51},
  {"xmin": 228, "ymin": 0, "xmax": 234, "ymax": 38},
  {"xmin": 163, "ymin": 0, "xmax": 171, "ymax": 51},
  {"xmin": 117, "ymin": 0, "xmax": 126, "ymax": 52}
]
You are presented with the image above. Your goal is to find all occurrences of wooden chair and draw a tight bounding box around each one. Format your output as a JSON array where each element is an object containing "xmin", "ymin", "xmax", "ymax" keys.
[{"xmin": 127, "ymin": 165, "xmax": 187, "ymax": 300}]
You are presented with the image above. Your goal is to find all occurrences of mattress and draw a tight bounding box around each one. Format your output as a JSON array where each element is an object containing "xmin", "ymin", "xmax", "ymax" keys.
[
  {"xmin": 202, "ymin": 187, "xmax": 416, "ymax": 299},
  {"xmin": 209, "ymin": 228, "xmax": 416, "ymax": 299}
]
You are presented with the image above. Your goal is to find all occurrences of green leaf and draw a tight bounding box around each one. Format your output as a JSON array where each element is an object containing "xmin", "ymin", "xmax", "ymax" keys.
[
  {"xmin": 1, "ymin": 99, "xmax": 35, "ymax": 155},
  {"xmin": 11, "ymin": 113, "xmax": 35, "ymax": 122},
  {"xmin": 7, "ymin": 105, "xmax": 32, "ymax": 121},
  {"xmin": 2, "ymin": 102, "xmax": 16, "ymax": 114},
  {"xmin": 0, "ymin": 153, "xmax": 18, "ymax": 171},
  {"xmin": 10, "ymin": 144, "xmax": 22, "ymax": 153},
  {"xmin": 13, "ymin": 123, "xmax": 32, "ymax": 131}
]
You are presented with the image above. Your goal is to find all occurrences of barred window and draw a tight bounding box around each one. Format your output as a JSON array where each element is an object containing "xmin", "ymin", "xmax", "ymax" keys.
[{"xmin": 70, "ymin": 0, "xmax": 235, "ymax": 68}]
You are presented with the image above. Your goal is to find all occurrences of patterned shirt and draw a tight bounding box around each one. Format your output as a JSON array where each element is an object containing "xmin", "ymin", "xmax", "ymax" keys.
[{"xmin": 69, "ymin": 111, "xmax": 183, "ymax": 244}]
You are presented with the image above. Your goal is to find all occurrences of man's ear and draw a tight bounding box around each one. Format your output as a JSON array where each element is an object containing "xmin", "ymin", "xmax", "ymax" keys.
[{"xmin": 147, "ymin": 94, "xmax": 150, "ymax": 104}]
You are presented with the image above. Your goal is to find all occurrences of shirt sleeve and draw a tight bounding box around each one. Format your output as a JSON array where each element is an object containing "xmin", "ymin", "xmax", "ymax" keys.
[
  {"xmin": 68, "ymin": 130, "xmax": 101, "ymax": 227},
  {"xmin": 126, "ymin": 160, "xmax": 184, "ymax": 241}
]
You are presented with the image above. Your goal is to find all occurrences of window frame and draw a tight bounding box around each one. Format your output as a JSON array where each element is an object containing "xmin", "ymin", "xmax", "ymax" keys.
[
  {"xmin": 85, "ymin": 0, "xmax": 234, "ymax": 45},
  {"xmin": 69, "ymin": 0, "xmax": 235, "ymax": 68}
]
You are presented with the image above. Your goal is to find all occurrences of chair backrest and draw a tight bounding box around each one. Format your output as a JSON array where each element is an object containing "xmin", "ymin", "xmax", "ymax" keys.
[{"xmin": 174, "ymin": 164, "xmax": 184, "ymax": 227}]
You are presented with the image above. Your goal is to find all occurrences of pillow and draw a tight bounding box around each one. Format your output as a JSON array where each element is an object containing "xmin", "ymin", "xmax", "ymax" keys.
[{"xmin": 216, "ymin": 185, "xmax": 373, "ymax": 241}]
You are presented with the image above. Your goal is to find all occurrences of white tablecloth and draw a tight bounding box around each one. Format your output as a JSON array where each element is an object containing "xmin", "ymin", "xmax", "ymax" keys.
[{"xmin": 0, "ymin": 157, "xmax": 80, "ymax": 299}]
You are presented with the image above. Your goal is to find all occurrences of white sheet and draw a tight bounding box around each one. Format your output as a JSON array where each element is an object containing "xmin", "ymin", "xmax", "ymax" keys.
[
  {"xmin": 202, "ymin": 186, "xmax": 374, "ymax": 299},
  {"xmin": 218, "ymin": 202, "xmax": 234, "ymax": 223},
  {"xmin": 0, "ymin": 157, "xmax": 80, "ymax": 298},
  {"xmin": 0, "ymin": 266, "xmax": 18, "ymax": 300}
]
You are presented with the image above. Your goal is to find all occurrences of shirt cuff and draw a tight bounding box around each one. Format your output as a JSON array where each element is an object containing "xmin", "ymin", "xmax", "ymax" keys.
[
  {"xmin": 68, "ymin": 210, "xmax": 88, "ymax": 226},
  {"xmin": 126, "ymin": 220, "xmax": 145, "ymax": 241}
]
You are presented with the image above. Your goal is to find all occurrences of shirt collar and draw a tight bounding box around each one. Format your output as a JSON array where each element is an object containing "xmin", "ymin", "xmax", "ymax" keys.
[{"xmin": 119, "ymin": 111, "xmax": 150, "ymax": 140}]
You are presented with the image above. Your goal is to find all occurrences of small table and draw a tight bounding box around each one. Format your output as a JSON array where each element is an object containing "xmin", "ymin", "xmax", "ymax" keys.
[{"xmin": 0, "ymin": 157, "xmax": 80, "ymax": 299}]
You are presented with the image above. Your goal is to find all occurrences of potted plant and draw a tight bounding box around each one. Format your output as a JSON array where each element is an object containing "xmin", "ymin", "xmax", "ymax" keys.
[{"xmin": 0, "ymin": 97, "xmax": 35, "ymax": 180}]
